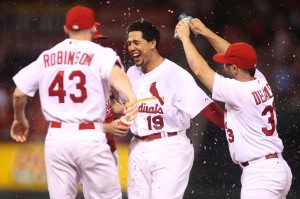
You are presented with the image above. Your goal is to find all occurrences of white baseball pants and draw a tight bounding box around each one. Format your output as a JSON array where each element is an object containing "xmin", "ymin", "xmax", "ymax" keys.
[
  {"xmin": 44, "ymin": 122, "xmax": 122, "ymax": 199},
  {"xmin": 240, "ymin": 154, "xmax": 292, "ymax": 199},
  {"xmin": 127, "ymin": 132, "xmax": 194, "ymax": 199}
]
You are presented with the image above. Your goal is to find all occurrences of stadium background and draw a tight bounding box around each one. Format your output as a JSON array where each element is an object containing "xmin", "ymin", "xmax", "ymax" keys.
[{"xmin": 0, "ymin": 0, "xmax": 299, "ymax": 198}]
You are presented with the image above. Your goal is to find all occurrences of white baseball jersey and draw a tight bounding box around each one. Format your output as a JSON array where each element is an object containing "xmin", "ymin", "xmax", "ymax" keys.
[
  {"xmin": 13, "ymin": 38, "xmax": 123, "ymax": 123},
  {"xmin": 126, "ymin": 58, "xmax": 213, "ymax": 136},
  {"xmin": 212, "ymin": 69, "xmax": 284, "ymax": 163}
]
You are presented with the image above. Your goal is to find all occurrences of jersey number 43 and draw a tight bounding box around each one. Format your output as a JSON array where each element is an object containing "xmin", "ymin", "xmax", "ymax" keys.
[{"xmin": 48, "ymin": 71, "xmax": 87, "ymax": 103}]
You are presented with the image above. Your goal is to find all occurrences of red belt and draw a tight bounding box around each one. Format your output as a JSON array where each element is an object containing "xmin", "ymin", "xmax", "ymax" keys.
[
  {"xmin": 50, "ymin": 122, "xmax": 95, "ymax": 130},
  {"xmin": 134, "ymin": 132, "xmax": 177, "ymax": 141},
  {"xmin": 240, "ymin": 153, "xmax": 279, "ymax": 167}
]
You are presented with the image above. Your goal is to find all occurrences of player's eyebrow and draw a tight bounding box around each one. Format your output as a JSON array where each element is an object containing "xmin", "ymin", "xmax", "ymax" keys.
[{"xmin": 127, "ymin": 40, "xmax": 140, "ymax": 45}]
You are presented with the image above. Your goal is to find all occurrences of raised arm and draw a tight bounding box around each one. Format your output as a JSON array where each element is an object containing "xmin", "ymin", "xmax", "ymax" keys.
[
  {"xmin": 175, "ymin": 20, "xmax": 215, "ymax": 91},
  {"xmin": 189, "ymin": 18, "xmax": 230, "ymax": 53},
  {"xmin": 110, "ymin": 64, "xmax": 137, "ymax": 122}
]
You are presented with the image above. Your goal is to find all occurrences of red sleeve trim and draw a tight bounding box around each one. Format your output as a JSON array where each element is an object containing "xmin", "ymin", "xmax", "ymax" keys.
[{"xmin": 200, "ymin": 102, "xmax": 225, "ymax": 129}]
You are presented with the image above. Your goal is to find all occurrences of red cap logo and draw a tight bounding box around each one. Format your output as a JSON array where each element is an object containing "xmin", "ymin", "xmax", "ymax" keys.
[
  {"xmin": 213, "ymin": 42, "xmax": 257, "ymax": 69},
  {"xmin": 66, "ymin": 6, "xmax": 98, "ymax": 30}
]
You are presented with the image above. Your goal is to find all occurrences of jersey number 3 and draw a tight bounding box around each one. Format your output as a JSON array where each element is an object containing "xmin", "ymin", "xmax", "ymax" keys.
[
  {"xmin": 261, "ymin": 103, "xmax": 277, "ymax": 136},
  {"xmin": 48, "ymin": 71, "xmax": 87, "ymax": 103},
  {"xmin": 225, "ymin": 103, "xmax": 277, "ymax": 143}
]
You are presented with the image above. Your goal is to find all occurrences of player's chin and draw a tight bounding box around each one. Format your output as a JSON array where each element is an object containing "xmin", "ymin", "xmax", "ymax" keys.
[{"xmin": 134, "ymin": 59, "xmax": 143, "ymax": 66}]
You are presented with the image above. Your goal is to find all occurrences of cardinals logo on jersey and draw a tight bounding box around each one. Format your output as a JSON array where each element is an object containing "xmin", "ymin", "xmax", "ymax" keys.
[{"xmin": 150, "ymin": 82, "xmax": 164, "ymax": 105}]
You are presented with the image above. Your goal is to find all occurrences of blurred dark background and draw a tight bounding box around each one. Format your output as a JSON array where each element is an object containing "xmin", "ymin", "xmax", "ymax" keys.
[{"xmin": 0, "ymin": 0, "xmax": 299, "ymax": 198}]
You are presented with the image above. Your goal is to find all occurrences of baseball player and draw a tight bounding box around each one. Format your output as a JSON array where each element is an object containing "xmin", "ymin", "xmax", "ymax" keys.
[
  {"xmin": 79, "ymin": 27, "xmax": 129, "ymax": 196},
  {"xmin": 125, "ymin": 20, "xmax": 225, "ymax": 199},
  {"xmin": 175, "ymin": 18, "xmax": 292, "ymax": 198},
  {"xmin": 10, "ymin": 5, "xmax": 137, "ymax": 199},
  {"xmin": 92, "ymin": 23, "xmax": 129, "ymax": 161}
]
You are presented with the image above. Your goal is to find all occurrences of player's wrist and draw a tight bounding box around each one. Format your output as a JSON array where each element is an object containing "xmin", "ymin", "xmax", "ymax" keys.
[
  {"xmin": 128, "ymin": 96, "xmax": 137, "ymax": 104},
  {"xmin": 13, "ymin": 116, "xmax": 26, "ymax": 122},
  {"xmin": 180, "ymin": 36, "xmax": 191, "ymax": 43}
]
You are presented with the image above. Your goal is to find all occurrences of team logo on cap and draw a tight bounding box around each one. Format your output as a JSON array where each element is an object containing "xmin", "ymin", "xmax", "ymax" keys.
[{"xmin": 72, "ymin": 25, "xmax": 79, "ymax": 30}]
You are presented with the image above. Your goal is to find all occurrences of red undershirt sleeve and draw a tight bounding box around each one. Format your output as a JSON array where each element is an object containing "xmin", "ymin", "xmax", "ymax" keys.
[{"xmin": 200, "ymin": 102, "xmax": 225, "ymax": 130}]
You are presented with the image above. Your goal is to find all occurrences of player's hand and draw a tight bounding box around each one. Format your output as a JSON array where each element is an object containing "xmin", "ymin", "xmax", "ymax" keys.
[
  {"xmin": 175, "ymin": 20, "xmax": 190, "ymax": 41},
  {"xmin": 123, "ymin": 97, "xmax": 138, "ymax": 122},
  {"xmin": 104, "ymin": 119, "xmax": 130, "ymax": 137},
  {"xmin": 10, "ymin": 119, "xmax": 29, "ymax": 142},
  {"xmin": 189, "ymin": 18, "xmax": 208, "ymax": 36}
]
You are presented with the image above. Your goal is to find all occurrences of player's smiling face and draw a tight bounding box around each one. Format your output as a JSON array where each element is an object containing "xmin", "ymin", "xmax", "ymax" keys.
[{"xmin": 127, "ymin": 31, "xmax": 152, "ymax": 67}]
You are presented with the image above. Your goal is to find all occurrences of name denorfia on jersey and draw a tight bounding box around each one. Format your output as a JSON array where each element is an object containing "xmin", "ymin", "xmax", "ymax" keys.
[{"xmin": 252, "ymin": 83, "xmax": 273, "ymax": 105}]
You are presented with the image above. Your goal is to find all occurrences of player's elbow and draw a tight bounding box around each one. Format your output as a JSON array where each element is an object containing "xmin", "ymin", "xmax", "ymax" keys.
[
  {"xmin": 13, "ymin": 87, "xmax": 26, "ymax": 99},
  {"xmin": 193, "ymin": 68, "xmax": 202, "ymax": 79}
]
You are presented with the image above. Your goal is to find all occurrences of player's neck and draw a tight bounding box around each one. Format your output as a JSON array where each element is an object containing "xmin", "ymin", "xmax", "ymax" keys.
[
  {"xmin": 142, "ymin": 54, "xmax": 164, "ymax": 74},
  {"xmin": 68, "ymin": 29, "xmax": 93, "ymax": 41},
  {"xmin": 69, "ymin": 35, "xmax": 93, "ymax": 41},
  {"xmin": 235, "ymin": 73, "xmax": 255, "ymax": 82}
]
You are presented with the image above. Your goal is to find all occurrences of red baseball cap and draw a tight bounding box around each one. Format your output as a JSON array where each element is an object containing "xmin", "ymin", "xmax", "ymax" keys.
[
  {"xmin": 213, "ymin": 42, "xmax": 257, "ymax": 69},
  {"xmin": 66, "ymin": 6, "xmax": 99, "ymax": 30},
  {"xmin": 93, "ymin": 23, "xmax": 108, "ymax": 39}
]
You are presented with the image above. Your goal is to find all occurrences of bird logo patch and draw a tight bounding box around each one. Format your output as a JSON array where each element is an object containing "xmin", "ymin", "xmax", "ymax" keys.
[{"xmin": 150, "ymin": 82, "xmax": 164, "ymax": 105}]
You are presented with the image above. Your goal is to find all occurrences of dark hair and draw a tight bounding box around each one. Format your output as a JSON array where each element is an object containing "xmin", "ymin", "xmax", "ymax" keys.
[
  {"xmin": 92, "ymin": 38, "xmax": 101, "ymax": 44},
  {"xmin": 240, "ymin": 68, "xmax": 256, "ymax": 77},
  {"xmin": 127, "ymin": 20, "xmax": 160, "ymax": 49}
]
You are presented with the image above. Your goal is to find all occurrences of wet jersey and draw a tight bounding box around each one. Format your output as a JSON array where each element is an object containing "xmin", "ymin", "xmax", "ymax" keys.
[
  {"xmin": 126, "ymin": 58, "xmax": 213, "ymax": 136},
  {"xmin": 13, "ymin": 38, "xmax": 123, "ymax": 123},
  {"xmin": 212, "ymin": 69, "xmax": 283, "ymax": 163}
]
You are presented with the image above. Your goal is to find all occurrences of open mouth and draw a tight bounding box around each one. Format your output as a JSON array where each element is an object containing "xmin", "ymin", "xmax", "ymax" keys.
[{"xmin": 131, "ymin": 53, "xmax": 141, "ymax": 62}]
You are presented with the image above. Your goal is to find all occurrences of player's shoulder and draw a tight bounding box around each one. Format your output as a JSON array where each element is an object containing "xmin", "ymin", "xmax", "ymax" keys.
[
  {"xmin": 127, "ymin": 65, "xmax": 140, "ymax": 73},
  {"xmin": 40, "ymin": 39, "xmax": 72, "ymax": 56},
  {"xmin": 254, "ymin": 69, "xmax": 267, "ymax": 81},
  {"xmin": 164, "ymin": 59, "xmax": 194, "ymax": 79},
  {"xmin": 94, "ymin": 44, "xmax": 118, "ymax": 58},
  {"xmin": 215, "ymin": 73, "xmax": 244, "ymax": 87}
]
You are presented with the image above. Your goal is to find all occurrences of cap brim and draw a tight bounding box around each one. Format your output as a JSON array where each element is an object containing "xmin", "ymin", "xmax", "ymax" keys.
[
  {"xmin": 213, "ymin": 53, "xmax": 229, "ymax": 64},
  {"xmin": 93, "ymin": 34, "xmax": 108, "ymax": 39}
]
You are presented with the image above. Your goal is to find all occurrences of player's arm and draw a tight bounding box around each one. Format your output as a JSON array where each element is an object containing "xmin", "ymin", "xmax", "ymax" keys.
[
  {"xmin": 110, "ymin": 86, "xmax": 125, "ymax": 118},
  {"xmin": 189, "ymin": 18, "xmax": 230, "ymax": 53},
  {"xmin": 200, "ymin": 102, "xmax": 224, "ymax": 130},
  {"xmin": 10, "ymin": 87, "xmax": 29, "ymax": 142},
  {"xmin": 110, "ymin": 63, "xmax": 137, "ymax": 122},
  {"xmin": 175, "ymin": 20, "xmax": 215, "ymax": 91},
  {"xmin": 103, "ymin": 119, "xmax": 129, "ymax": 137}
]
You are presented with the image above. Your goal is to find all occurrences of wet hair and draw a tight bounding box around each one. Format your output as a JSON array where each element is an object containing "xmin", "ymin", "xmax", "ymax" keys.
[
  {"xmin": 240, "ymin": 68, "xmax": 256, "ymax": 77},
  {"xmin": 127, "ymin": 19, "xmax": 160, "ymax": 49}
]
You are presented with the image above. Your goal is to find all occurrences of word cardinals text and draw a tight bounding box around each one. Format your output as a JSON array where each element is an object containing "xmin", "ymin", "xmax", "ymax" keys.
[
  {"xmin": 43, "ymin": 51, "xmax": 94, "ymax": 67},
  {"xmin": 252, "ymin": 84, "xmax": 273, "ymax": 105},
  {"xmin": 138, "ymin": 103, "xmax": 163, "ymax": 114}
]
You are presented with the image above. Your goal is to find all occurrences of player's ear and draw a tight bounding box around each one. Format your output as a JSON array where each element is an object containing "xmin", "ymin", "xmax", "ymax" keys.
[
  {"xmin": 64, "ymin": 25, "xmax": 70, "ymax": 34},
  {"xmin": 232, "ymin": 65, "xmax": 239, "ymax": 75},
  {"xmin": 149, "ymin": 39, "xmax": 156, "ymax": 49},
  {"xmin": 232, "ymin": 65, "xmax": 238, "ymax": 71}
]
